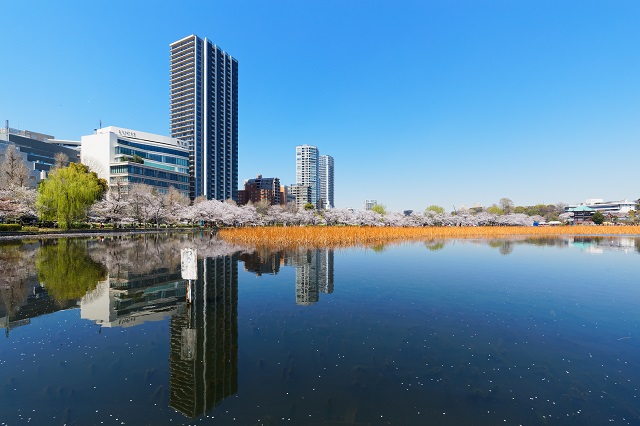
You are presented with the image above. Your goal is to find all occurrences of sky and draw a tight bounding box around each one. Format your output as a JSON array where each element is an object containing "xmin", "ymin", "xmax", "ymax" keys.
[{"xmin": 1, "ymin": 0, "xmax": 639, "ymax": 212}]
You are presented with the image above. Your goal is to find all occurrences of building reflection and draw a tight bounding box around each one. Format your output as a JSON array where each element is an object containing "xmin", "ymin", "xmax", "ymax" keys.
[
  {"xmin": 239, "ymin": 247, "xmax": 281, "ymax": 276},
  {"xmin": 288, "ymin": 249, "xmax": 334, "ymax": 306},
  {"xmin": 80, "ymin": 266, "xmax": 186, "ymax": 328},
  {"xmin": 169, "ymin": 254, "xmax": 238, "ymax": 418},
  {"xmin": 239, "ymin": 247, "xmax": 335, "ymax": 306}
]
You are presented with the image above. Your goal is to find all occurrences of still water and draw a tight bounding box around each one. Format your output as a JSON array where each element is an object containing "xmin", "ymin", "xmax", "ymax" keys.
[{"xmin": 1, "ymin": 233, "xmax": 639, "ymax": 425}]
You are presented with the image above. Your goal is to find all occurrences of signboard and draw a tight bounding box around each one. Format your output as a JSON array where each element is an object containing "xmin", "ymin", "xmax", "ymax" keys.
[{"xmin": 181, "ymin": 248, "xmax": 198, "ymax": 280}]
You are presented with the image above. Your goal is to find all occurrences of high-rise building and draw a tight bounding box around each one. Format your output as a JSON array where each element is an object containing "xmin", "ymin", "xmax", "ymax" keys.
[
  {"xmin": 170, "ymin": 35, "xmax": 238, "ymax": 201},
  {"xmin": 295, "ymin": 145, "xmax": 319, "ymax": 208},
  {"xmin": 319, "ymin": 155, "xmax": 334, "ymax": 209}
]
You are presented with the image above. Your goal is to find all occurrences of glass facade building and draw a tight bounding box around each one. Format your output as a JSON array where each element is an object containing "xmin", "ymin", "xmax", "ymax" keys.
[
  {"xmin": 80, "ymin": 126, "xmax": 190, "ymax": 197},
  {"xmin": 170, "ymin": 35, "xmax": 238, "ymax": 201}
]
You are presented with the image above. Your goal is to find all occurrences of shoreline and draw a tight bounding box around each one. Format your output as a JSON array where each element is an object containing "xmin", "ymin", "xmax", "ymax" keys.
[{"xmin": 0, "ymin": 227, "xmax": 202, "ymax": 241}]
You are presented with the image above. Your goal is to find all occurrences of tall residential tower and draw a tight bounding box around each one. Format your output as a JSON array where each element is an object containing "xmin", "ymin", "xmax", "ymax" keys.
[
  {"xmin": 170, "ymin": 35, "xmax": 238, "ymax": 201},
  {"xmin": 319, "ymin": 155, "xmax": 334, "ymax": 209},
  {"xmin": 295, "ymin": 145, "xmax": 319, "ymax": 208}
]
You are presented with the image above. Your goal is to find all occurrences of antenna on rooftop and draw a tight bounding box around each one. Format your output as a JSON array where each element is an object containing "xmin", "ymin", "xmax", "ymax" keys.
[{"xmin": 99, "ymin": 119, "xmax": 102, "ymax": 129}]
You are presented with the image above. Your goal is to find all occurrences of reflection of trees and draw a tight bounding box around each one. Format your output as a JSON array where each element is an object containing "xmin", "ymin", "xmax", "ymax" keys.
[
  {"xmin": 371, "ymin": 243, "xmax": 386, "ymax": 252},
  {"xmin": 522, "ymin": 237, "xmax": 568, "ymax": 247},
  {"xmin": 0, "ymin": 241, "xmax": 38, "ymax": 333},
  {"xmin": 424, "ymin": 240, "xmax": 445, "ymax": 251},
  {"xmin": 36, "ymin": 239, "xmax": 107, "ymax": 301},
  {"xmin": 88, "ymin": 232, "xmax": 245, "ymax": 280}
]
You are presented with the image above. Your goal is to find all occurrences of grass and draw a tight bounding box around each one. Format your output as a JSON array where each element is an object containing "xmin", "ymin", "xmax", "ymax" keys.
[{"xmin": 218, "ymin": 225, "xmax": 640, "ymax": 249}]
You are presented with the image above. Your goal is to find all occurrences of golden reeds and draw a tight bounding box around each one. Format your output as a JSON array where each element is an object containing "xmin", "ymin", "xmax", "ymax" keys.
[{"xmin": 218, "ymin": 225, "xmax": 640, "ymax": 249}]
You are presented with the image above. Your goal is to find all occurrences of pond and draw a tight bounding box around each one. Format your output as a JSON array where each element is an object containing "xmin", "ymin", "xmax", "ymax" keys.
[{"xmin": 1, "ymin": 233, "xmax": 639, "ymax": 425}]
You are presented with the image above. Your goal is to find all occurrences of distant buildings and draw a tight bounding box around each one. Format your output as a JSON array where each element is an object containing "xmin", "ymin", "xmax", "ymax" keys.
[
  {"xmin": 319, "ymin": 154, "xmax": 334, "ymax": 209},
  {"xmin": 364, "ymin": 200, "xmax": 377, "ymax": 211},
  {"xmin": 288, "ymin": 184, "xmax": 312, "ymax": 210},
  {"xmin": 238, "ymin": 175, "xmax": 281, "ymax": 206},
  {"xmin": 1, "ymin": 121, "xmax": 77, "ymax": 186},
  {"xmin": 170, "ymin": 35, "xmax": 238, "ymax": 202},
  {"xmin": 295, "ymin": 145, "xmax": 334, "ymax": 209},
  {"xmin": 565, "ymin": 199, "xmax": 636, "ymax": 215},
  {"xmin": 80, "ymin": 126, "xmax": 190, "ymax": 197}
]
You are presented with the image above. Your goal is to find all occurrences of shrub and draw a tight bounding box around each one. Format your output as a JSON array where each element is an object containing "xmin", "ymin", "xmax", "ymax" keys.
[{"xmin": 0, "ymin": 223, "xmax": 22, "ymax": 232}]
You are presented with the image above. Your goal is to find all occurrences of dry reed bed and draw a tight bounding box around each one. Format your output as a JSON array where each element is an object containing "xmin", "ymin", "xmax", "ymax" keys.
[{"xmin": 218, "ymin": 225, "xmax": 640, "ymax": 249}]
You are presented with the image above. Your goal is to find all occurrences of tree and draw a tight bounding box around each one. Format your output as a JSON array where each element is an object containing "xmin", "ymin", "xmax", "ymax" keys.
[
  {"xmin": 304, "ymin": 202, "xmax": 315, "ymax": 210},
  {"xmin": 53, "ymin": 152, "xmax": 69, "ymax": 170},
  {"xmin": 37, "ymin": 163, "xmax": 107, "ymax": 229},
  {"xmin": 499, "ymin": 198, "xmax": 514, "ymax": 214},
  {"xmin": 0, "ymin": 145, "xmax": 29, "ymax": 189},
  {"xmin": 126, "ymin": 184, "xmax": 155, "ymax": 227},
  {"xmin": 425, "ymin": 205, "xmax": 445, "ymax": 215},
  {"xmin": 163, "ymin": 186, "xmax": 190, "ymax": 225},
  {"xmin": 0, "ymin": 186, "xmax": 37, "ymax": 223},
  {"xmin": 89, "ymin": 183, "xmax": 130, "ymax": 225},
  {"xmin": 486, "ymin": 204, "xmax": 503, "ymax": 215},
  {"xmin": 591, "ymin": 211, "xmax": 605, "ymax": 225},
  {"xmin": 370, "ymin": 203, "xmax": 386, "ymax": 215},
  {"xmin": 36, "ymin": 239, "xmax": 107, "ymax": 301}
]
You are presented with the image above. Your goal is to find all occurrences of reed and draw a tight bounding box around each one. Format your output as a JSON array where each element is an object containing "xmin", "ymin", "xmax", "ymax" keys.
[{"xmin": 218, "ymin": 225, "xmax": 640, "ymax": 249}]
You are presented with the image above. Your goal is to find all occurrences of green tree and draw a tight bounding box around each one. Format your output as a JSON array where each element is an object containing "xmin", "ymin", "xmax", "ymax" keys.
[
  {"xmin": 371, "ymin": 203, "xmax": 386, "ymax": 215},
  {"xmin": 425, "ymin": 205, "xmax": 445, "ymax": 215},
  {"xmin": 37, "ymin": 162, "xmax": 107, "ymax": 229},
  {"xmin": 36, "ymin": 239, "xmax": 107, "ymax": 301},
  {"xmin": 591, "ymin": 211, "xmax": 605, "ymax": 225},
  {"xmin": 486, "ymin": 204, "xmax": 504, "ymax": 215},
  {"xmin": 304, "ymin": 202, "xmax": 315, "ymax": 210}
]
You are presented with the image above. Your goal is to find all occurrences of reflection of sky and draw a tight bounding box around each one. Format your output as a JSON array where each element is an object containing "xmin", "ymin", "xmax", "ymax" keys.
[{"xmin": 2, "ymin": 237, "xmax": 640, "ymax": 425}]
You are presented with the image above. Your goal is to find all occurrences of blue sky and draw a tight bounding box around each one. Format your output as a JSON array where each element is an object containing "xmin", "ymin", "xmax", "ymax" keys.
[{"xmin": 1, "ymin": 0, "xmax": 638, "ymax": 212}]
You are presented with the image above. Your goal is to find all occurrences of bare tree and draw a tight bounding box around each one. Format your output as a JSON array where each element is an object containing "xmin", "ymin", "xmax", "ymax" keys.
[
  {"xmin": 53, "ymin": 152, "xmax": 69, "ymax": 170},
  {"xmin": 499, "ymin": 198, "xmax": 514, "ymax": 214},
  {"xmin": 0, "ymin": 145, "xmax": 29, "ymax": 189}
]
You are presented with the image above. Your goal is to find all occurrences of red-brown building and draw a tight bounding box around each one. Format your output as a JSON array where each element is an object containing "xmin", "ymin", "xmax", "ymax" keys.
[{"xmin": 238, "ymin": 175, "xmax": 282, "ymax": 205}]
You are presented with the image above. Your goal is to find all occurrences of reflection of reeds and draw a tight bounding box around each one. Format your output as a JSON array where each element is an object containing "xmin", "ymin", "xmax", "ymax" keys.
[{"xmin": 218, "ymin": 226, "xmax": 640, "ymax": 249}]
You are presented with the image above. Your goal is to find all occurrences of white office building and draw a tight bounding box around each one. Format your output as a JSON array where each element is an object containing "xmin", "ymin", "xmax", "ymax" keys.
[{"xmin": 81, "ymin": 126, "xmax": 190, "ymax": 197}]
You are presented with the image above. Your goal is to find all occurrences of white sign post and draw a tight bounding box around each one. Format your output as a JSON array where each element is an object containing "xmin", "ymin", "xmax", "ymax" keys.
[{"xmin": 181, "ymin": 248, "xmax": 197, "ymax": 304}]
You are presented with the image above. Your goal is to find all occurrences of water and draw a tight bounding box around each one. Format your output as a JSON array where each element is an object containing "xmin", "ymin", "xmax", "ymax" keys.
[{"xmin": 1, "ymin": 233, "xmax": 639, "ymax": 425}]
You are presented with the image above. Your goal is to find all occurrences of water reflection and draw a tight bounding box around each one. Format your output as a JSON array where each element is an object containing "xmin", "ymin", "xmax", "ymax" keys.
[
  {"xmin": 429, "ymin": 235, "xmax": 640, "ymax": 255},
  {"xmin": 0, "ymin": 241, "xmax": 39, "ymax": 335},
  {"xmin": 169, "ymin": 255, "xmax": 239, "ymax": 417},
  {"xmin": 2, "ymin": 234, "xmax": 640, "ymax": 424},
  {"xmin": 240, "ymin": 247, "xmax": 335, "ymax": 305}
]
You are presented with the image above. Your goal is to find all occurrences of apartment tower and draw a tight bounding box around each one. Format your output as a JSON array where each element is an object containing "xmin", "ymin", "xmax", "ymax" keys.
[
  {"xmin": 295, "ymin": 145, "xmax": 319, "ymax": 208},
  {"xmin": 319, "ymin": 154, "xmax": 334, "ymax": 209},
  {"xmin": 170, "ymin": 35, "xmax": 238, "ymax": 201}
]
